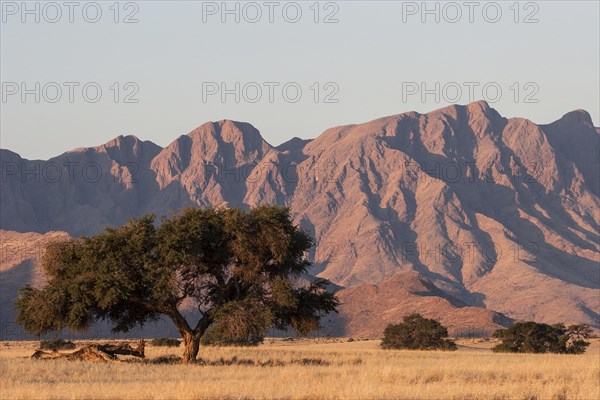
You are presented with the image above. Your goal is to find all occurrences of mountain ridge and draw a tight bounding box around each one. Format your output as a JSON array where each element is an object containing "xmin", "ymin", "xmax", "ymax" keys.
[
  {"xmin": 1, "ymin": 101, "xmax": 598, "ymax": 336},
  {"xmin": 4, "ymin": 100, "xmax": 596, "ymax": 163}
]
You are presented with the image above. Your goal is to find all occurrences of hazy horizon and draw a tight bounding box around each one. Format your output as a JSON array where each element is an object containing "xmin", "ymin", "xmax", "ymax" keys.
[
  {"xmin": 2, "ymin": 1, "xmax": 599, "ymax": 159},
  {"xmin": 2, "ymin": 99, "xmax": 598, "ymax": 160}
]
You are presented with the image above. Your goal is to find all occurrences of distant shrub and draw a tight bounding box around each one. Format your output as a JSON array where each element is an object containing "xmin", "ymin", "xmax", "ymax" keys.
[
  {"xmin": 347, "ymin": 337, "xmax": 354, "ymax": 342},
  {"xmin": 492, "ymin": 322, "xmax": 591, "ymax": 354},
  {"xmin": 39, "ymin": 338, "xmax": 76, "ymax": 351},
  {"xmin": 381, "ymin": 314, "xmax": 457, "ymax": 351},
  {"xmin": 148, "ymin": 355, "xmax": 182, "ymax": 364},
  {"xmin": 150, "ymin": 338, "xmax": 181, "ymax": 347}
]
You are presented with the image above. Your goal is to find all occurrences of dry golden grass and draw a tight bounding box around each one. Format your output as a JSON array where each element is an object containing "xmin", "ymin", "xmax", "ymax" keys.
[{"xmin": 1, "ymin": 338, "xmax": 599, "ymax": 400}]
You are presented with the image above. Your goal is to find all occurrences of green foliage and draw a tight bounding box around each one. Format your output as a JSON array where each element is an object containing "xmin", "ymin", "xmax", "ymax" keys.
[
  {"xmin": 39, "ymin": 338, "xmax": 76, "ymax": 351},
  {"xmin": 17, "ymin": 216, "xmax": 165, "ymax": 335},
  {"xmin": 381, "ymin": 314, "xmax": 457, "ymax": 351},
  {"xmin": 150, "ymin": 338, "xmax": 181, "ymax": 347},
  {"xmin": 201, "ymin": 299, "xmax": 272, "ymax": 346},
  {"xmin": 16, "ymin": 205, "xmax": 339, "ymax": 358},
  {"xmin": 285, "ymin": 278, "xmax": 338, "ymax": 335},
  {"xmin": 492, "ymin": 322, "xmax": 591, "ymax": 354}
]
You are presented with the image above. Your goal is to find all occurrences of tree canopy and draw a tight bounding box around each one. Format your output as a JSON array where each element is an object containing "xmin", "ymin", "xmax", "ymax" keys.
[
  {"xmin": 492, "ymin": 322, "xmax": 591, "ymax": 354},
  {"xmin": 380, "ymin": 313, "xmax": 457, "ymax": 351},
  {"xmin": 16, "ymin": 206, "xmax": 339, "ymax": 363}
]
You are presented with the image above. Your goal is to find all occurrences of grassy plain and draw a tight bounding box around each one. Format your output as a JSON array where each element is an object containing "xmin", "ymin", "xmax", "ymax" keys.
[{"xmin": 0, "ymin": 337, "xmax": 598, "ymax": 400}]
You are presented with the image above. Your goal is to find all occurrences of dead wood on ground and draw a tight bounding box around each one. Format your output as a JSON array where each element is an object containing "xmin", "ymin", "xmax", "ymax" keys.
[{"xmin": 31, "ymin": 340, "xmax": 145, "ymax": 362}]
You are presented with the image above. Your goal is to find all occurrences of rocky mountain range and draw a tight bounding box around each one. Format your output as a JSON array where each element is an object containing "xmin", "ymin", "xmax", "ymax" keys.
[{"xmin": 1, "ymin": 101, "xmax": 598, "ymax": 338}]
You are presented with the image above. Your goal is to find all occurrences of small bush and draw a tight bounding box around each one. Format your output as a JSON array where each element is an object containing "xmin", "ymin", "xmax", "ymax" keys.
[
  {"xmin": 150, "ymin": 338, "xmax": 181, "ymax": 347},
  {"xmin": 381, "ymin": 314, "xmax": 457, "ymax": 351},
  {"xmin": 201, "ymin": 328, "xmax": 264, "ymax": 346},
  {"xmin": 148, "ymin": 355, "xmax": 182, "ymax": 364},
  {"xmin": 492, "ymin": 322, "xmax": 591, "ymax": 354},
  {"xmin": 39, "ymin": 338, "xmax": 76, "ymax": 351}
]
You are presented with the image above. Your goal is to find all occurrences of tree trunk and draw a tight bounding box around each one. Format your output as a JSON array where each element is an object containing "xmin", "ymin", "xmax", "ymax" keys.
[
  {"xmin": 182, "ymin": 332, "xmax": 201, "ymax": 364},
  {"xmin": 167, "ymin": 306, "xmax": 211, "ymax": 364}
]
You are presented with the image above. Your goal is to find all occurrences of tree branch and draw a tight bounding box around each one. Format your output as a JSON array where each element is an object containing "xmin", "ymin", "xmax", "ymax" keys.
[
  {"xmin": 193, "ymin": 313, "xmax": 212, "ymax": 336},
  {"xmin": 165, "ymin": 305, "xmax": 192, "ymax": 335}
]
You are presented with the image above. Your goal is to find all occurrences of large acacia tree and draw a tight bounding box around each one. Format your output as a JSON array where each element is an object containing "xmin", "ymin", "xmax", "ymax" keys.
[{"xmin": 16, "ymin": 206, "xmax": 338, "ymax": 363}]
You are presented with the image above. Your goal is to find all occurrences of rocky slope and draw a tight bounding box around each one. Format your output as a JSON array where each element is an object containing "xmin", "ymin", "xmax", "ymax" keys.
[
  {"xmin": 1, "ymin": 101, "xmax": 598, "ymax": 336},
  {"xmin": 333, "ymin": 271, "xmax": 513, "ymax": 337}
]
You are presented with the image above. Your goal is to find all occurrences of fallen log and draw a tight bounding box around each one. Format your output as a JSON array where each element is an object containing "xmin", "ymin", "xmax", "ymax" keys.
[
  {"xmin": 98, "ymin": 340, "xmax": 145, "ymax": 358},
  {"xmin": 31, "ymin": 340, "xmax": 145, "ymax": 362}
]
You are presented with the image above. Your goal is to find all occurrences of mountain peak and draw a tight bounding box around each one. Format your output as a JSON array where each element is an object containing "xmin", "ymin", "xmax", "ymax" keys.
[
  {"xmin": 465, "ymin": 99, "xmax": 491, "ymax": 113},
  {"xmin": 276, "ymin": 137, "xmax": 312, "ymax": 153},
  {"xmin": 184, "ymin": 119, "xmax": 272, "ymax": 159},
  {"xmin": 559, "ymin": 109, "xmax": 594, "ymax": 126},
  {"xmin": 189, "ymin": 120, "xmax": 265, "ymax": 141},
  {"xmin": 425, "ymin": 100, "xmax": 500, "ymax": 122},
  {"xmin": 102, "ymin": 134, "xmax": 143, "ymax": 148},
  {"xmin": 94, "ymin": 134, "xmax": 162, "ymax": 166}
]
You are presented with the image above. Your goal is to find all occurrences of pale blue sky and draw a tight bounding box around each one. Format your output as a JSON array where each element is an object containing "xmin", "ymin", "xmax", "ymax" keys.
[{"xmin": 1, "ymin": 1, "xmax": 599, "ymax": 160}]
